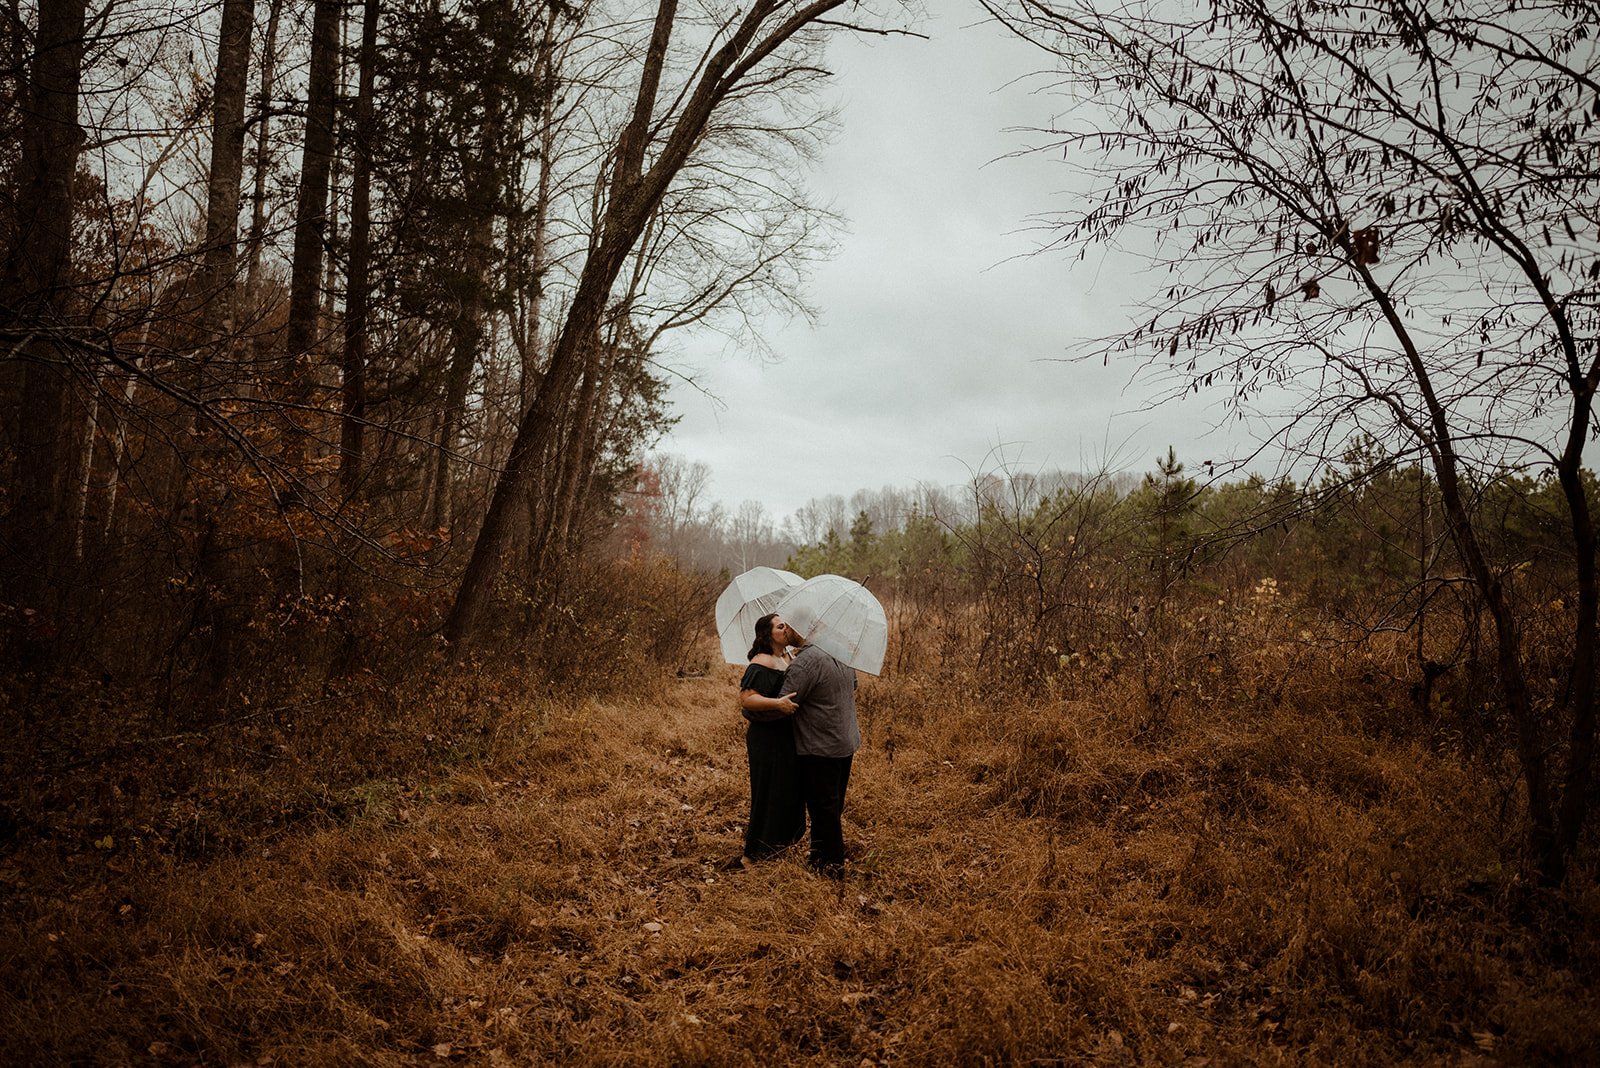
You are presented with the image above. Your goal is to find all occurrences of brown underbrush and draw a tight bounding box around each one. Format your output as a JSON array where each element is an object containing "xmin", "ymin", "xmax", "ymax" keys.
[{"xmin": 2, "ymin": 617, "xmax": 1597, "ymax": 1064}]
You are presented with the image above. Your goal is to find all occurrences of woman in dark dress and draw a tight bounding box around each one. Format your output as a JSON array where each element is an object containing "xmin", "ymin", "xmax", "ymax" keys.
[{"xmin": 735, "ymin": 613, "xmax": 806, "ymax": 864}]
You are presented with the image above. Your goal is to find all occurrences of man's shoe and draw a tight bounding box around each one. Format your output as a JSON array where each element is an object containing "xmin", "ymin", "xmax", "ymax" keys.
[{"xmin": 808, "ymin": 860, "xmax": 845, "ymax": 881}]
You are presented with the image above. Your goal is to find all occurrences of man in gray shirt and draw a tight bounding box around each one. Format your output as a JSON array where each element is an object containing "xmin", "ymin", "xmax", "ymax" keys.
[{"xmin": 781, "ymin": 623, "xmax": 859, "ymax": 878}]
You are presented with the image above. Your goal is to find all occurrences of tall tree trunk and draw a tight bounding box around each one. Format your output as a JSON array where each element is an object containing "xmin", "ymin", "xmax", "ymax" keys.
[
  {"xmin": 1554, "ymin": 456, "xmax": 1597, "ymax": 882},
  {"xmin": 1441, "ymin": 478, "xmax": 1552, "ymax": 871},
  {"xmin": 199, "ymin": 0, "xmax": 255, "ymax": 340},
  {"xmin": 0, "ymin": 0, "xmax": 28, "ymax": 191},
  {"xmin": 101, "ymin": 291, "xmax": 164, "ymax": 541},
  {"xmin": 69, "ymin": 368, "xmax": 99, "ymax": 561},
  {"xmin": 2, "ymin": 0, "xmax": 89, "ymax": 618},
  {"xmin": 553, "ymin": 225, "xmax": 653, "ymax": 553},
  {"xmin": 319, "ymin": 3, "xmax": 349, "ymax": 329},
  {"xmin": 100, "ymin": 353, "xmax": 141, "ymax": 540},
  {"xmin": 1551, "ymin": 323, "xmax": 1600, "ymax": 881},
  {"xmin": 391, "ymin": 0, "xmax": 440, "ymax": 520},
  {"xmin": 282, "ymin": 0, "xmax": 340, "ymax": 479},
  {"xmin": 429, "ymin": 42, "xmax": 506, "ymax": 533},
  {"xmin": 568, "ymin": 339, "xmax": 631, "ymax": 550},
  {"xmin": 340, "ymin": 0, "xmax": 378, "ymax": 502},
  {"xmin": 1352, "ymin": 254, "xmax": 1557, "ymax": 882},
  {"xmin": 429, "ymin": 213, "xmax": 493, "ymax": 533},
  {"xmin": 183, "ymin": 0, "xmax": 256, "ymax": 703},
  {"xmin": 243, "ymin": 0, "xmax": 284, "ymax": 301},
  {"xmin": 517, "ymin": 115, "xmax": 554, "ymax": 413},
  {"xmin": 551, "ymin": 293, "xmax": 635, "ymax": 560},
  {"xmin": 550, "ymin": 341, "xmax": 602, "ymax": 552},
  {"xmin": 515, "ymin": 9, "xmax": 562, "ymax": 413}
]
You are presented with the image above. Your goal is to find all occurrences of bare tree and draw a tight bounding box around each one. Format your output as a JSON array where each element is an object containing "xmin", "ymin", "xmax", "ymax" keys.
[
  {"xmin": 650, "ymin": 453, "xmax": 715, "ymax": 559},
  {"xmin": 729, "ymin": 498, "xmax": 773, "ymax": 570},
  {"xmin": 444, "ymin": 0, "xmax": 901, "ymax": 648},
  {"xmin": 787, "ymin": 492, "xmax": 849, "ymax": 545},
  {"xmin": 986, "ymin": 0, "xmax": 1600, "ymax": 882},
  {"xmin": 783, "ymin": 498, "xmax": 828, "ymax": 546}
]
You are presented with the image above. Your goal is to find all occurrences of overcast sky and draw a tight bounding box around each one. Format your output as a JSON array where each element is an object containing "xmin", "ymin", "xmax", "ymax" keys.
[{"xmin": 654, "ymin": 0, "xmax": 1237, "ymax": 523}]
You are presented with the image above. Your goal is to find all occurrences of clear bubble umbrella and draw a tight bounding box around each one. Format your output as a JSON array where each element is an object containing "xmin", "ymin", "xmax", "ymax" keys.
[
  {"xmin": 715, "ymin": 566, "xmax": 806, "ymax": 664},
  {"xmin": 776, "ymin": 574, "xmax": 888, "ymax": 676}
]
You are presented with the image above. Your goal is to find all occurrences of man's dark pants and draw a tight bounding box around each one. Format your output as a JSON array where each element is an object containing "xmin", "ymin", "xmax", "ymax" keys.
[{"xmin": 796, "ymin": 754, "xmax": 853, "ymax": 875}]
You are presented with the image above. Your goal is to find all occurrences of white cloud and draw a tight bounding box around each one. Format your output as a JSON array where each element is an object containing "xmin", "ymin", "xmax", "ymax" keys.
[{"xmin": 658, "ymin": 1, "xmax": 1239, "ymax": 522}]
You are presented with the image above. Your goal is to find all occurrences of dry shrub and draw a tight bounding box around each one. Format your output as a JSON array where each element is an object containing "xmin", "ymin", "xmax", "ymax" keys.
[
  {"xmin": 860, "ymin": 568, "xmax": 1598, "ymax": 1062},
  {"xmin": 0, "ymin": 657, "xmax": 557, "ymax": 868},
  {"xmin": 470, "ymin": 550, "xmax": 719, "ymax": 684},
  {"xmin": 914, "ymin": 615, "xmax": 1600, "ymax": 1065},
  {"xmin": 0, "ymin": 546, "xmax": 710, "ymax": 880}
]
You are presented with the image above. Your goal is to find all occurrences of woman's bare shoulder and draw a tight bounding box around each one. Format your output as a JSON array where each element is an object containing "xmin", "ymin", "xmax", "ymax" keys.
[{"xmin": 749, "ymin": 653, "xmax": 786, "ymax": 671}]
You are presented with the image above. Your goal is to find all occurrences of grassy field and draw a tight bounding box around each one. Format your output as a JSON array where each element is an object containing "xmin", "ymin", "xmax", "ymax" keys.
[{"xmin": 3, "ymin": 647, "xmax": 1597, "ymax": 1065}]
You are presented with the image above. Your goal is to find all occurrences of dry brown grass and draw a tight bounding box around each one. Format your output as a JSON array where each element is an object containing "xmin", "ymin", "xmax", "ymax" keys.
[{"xmin": 3, "ymin": 633, "xmax": 1597, "ymax": 1065}]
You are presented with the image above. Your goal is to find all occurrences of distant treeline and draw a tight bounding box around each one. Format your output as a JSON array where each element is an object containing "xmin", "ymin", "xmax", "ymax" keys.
[{"xmin": 638, "ymin": 448, "xmax": 1588, "ymax": 665}]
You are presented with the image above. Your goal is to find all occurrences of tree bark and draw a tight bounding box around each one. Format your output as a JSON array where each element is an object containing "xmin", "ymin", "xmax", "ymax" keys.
[
  {"xmin": 2, "ymin": 0, "xmax": 89, "ymax": 616},
  {"xmin": 340, "ymin": 0, "xmax": 378, "ymax": 502},
  {"xmin": 282, "ymin": 0, "xmax": 340, "ymax": 477},
  {"xmin": 551, "ymin": 220, "xmax": 652, "ymax": 557},
  {"xmin": 515, "ymin": 10, "xmax": 561, "ymax": 414},
  {"xmin": 1550, "ymin": 306, "xmax": 1599, "ymax": 882},
  {"xmin": 199, "ymin": 0, "xmax": 255, "ymax": 340},
  {"xmin": 69, "ymin": 369, "xmax": 99, "ymax": 561},
  {"xmin": 1553, "ymin": 456, "xmax": 1597, "ymax": 883},
  {"xmin": 243, "ymin": 0, "xmax": 284, "ymax": 301},
  {"xmin": 428, "ymin": 214, "xmax": 493, "ymax": 533},
  {"xmin": 551, "ymin": 341, "xmax": 602, "ymax": 552},
  {"xmin": 319, "ymin": 5, "xmax": 349, "ymax": 329}
]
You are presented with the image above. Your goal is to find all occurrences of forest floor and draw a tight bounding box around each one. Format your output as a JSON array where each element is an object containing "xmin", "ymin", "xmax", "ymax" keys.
[{"xmin": 4, "ymin": 662, "xmax": 1598, "ymax": 1065}]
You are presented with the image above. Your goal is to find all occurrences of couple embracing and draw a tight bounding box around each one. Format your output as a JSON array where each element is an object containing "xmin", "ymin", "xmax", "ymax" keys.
[{"xmin": 732, "ymin": 611, "xmax": 857, "ymax": 879}]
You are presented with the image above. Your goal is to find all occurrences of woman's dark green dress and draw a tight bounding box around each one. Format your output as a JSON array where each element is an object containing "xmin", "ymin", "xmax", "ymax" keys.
[{"xmin": 740, "ymin": 662, "xmax": 807, "ymax": 859}]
